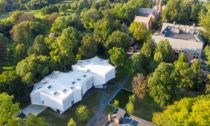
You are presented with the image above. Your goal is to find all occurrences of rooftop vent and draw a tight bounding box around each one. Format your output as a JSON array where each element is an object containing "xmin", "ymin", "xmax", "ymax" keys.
[
  {"xmin": 54, "ymin": 91, "xmax": 58, "ymax": 96},
  {"xmin": 77, "ymin": 78, "xmax": 81, "ymax": 81},
  {"xmin": 87, "ymin": 60, "xmax": 90, "ymax": 62},
  {"xmin": 70, "ymin": 87, "xmax": 74, "ymax": 90},
  {"xmin": 87, "ymin": 69, "xmax": 90, "ymax": 72},
  {"xmin": 63, "ymin": 89, "xmax": 67, "ymax": 93},
  {"xmin": 47, "ymin": 85, "xmax": 52, "ymax": 89},
  {"xmin": 72, "ymin": 81, "xmax": 76, "ymax": 84},
  {"xmin": 83, "ymin": 75, "xmax": 87, "ymax": 78}
]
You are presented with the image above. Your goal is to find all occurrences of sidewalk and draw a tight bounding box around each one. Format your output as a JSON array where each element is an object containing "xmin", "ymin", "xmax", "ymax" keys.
[{"xmin": 22, "ymin": 104, "xmax": 47, "ymax": 116}]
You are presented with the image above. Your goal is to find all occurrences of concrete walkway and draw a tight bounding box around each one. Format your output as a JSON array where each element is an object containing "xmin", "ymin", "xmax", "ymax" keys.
[
  {"xmin": 22, "ymin": 105, "xmax": 47, "ymax": 116},
  {"xmin": 86, "ymin": 76, "xmax": 130, "ymax": 126}
]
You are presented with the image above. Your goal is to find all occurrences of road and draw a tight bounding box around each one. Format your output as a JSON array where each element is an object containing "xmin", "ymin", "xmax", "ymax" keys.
[{"xmin": 86, "ymin": 76, "xmax": 130, "ymax": 126}]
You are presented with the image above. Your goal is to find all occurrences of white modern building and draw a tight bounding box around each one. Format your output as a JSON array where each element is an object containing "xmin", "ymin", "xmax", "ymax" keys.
[
  {"xmin": 72, "ymin": 56, "xmax": 116, "ymax": 88},
  {"xmin": 30, "ymin": 56, "xmax": 115, "ymax": 114}
]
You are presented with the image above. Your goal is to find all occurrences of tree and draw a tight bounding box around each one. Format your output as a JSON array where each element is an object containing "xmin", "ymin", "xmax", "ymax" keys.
[
  {"xmin": 162, "ymin": 0, "xmax": 203, "ymax": 24},
  {"xmin": 126, "ymin": 101, "xmax": 134, "ymax": 114},
  {"xmin": 108, "ymin": 47, "xmax": 126, "ymax": 67},
  {"xmin": 129, "ymin": 53, "xmax": 148, "ymax": 75},
  {"xmin": 154, "ymin": 39, "xmax": 174, "ymax": 63},
  {"xmin": 15, "ymin": 43, "xmax": 26, "ymax": 62},
  {"xmin": 191, "ymin": 59, "xmax": 205, "ymax": 90},
  {"xmin": 148, "ymin": 62, "xmax": 177, "ymax": 107},
  {"xmin": 61, "ymin": 27, "xmax": 79, "ymax": 52},
  {"xmin": 16, "ymin": 55, "xmax": 51, "ymax": 84},
  {"xmin": 106, "ymin": 30, "xmax": 130, "ymax": 50},
  {"xmin": 11, "ymin": 21, "xmax": 46, "ymax": 47},
  {"xmin": 80, "ymin": 8, "xmax": 101, "ymax": 29},
  {"xmin": 0, "ymin": 93, "xmax": 20, "ymax": 125},
  {"xmin": 129, "ymin": 22, "xmax": 151, "ymax": 44},
  {"xmin": 203, "ymin": 45, "xmax": 210, "ymax": 70},
  {"xmin": 75, "ymin": 105, "xmax": 89, "ymax": 123},
  {"xmin": 0, "ymin": 70, "xmax": 26, "ymax": 100},
  {"xmin": 28, "ymin": 35, "xmax": 49, "ymax": 56},
  {"xmin": 140, "ymin": 38, "xmax": 155, "ymax": 57},
  {"xmin": 79, "ymin": 34, "xmax": 97, "ymax": 58},
  {"xmin": 41, "ymin": 5, "xmax": 59, "ymax": 15},
  {"xmin": 67, "ymin": 118, "xmax": 76, "ymax": 126},
  {"xmin": 152, "ymin": 95, "xmax": 210, "ymax": 126},
  {"xmin": 199, "ymin": 9, "xmax": 210, "ymax": 41},
  {"xmin": 174, "ymin": 53, "xmax": 194, "ymax": 89},
  {"xmin": 132, "ymin": 74, "xmax": 148, "ymax": 99},
  {"xmin": 22, "ymin": 113, "xmax": 48, "ymax": 126},
  {"xmin": 50, "ymin": 29, "xmax": 75, "ymax": 71},
  {"xmin": 51, "ymin": 15, "xmax": 81, "ymax": 35},
  {"xmin": 113, "ymin": 100, "xmax": 119, "ymax": 108},
  {"xmin": 93, "ymin": 18, "xmax": 114, "ymax": 43}
]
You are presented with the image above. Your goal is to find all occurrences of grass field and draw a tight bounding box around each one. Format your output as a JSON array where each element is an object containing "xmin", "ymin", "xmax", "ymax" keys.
[
  {"xmin": 39, "ymin": 88, "xmax": 101, "ymax": 126},
  {"xmin": 123, "ymin": 80, "xmax": 163, "ymax": 121},
  {"xmin": 133, "ymin": 94, "xmax": 162, "ymax": 121},
  {"xmin": 110, "ymin": 89, "xmax": 133, "ymax": 109}
]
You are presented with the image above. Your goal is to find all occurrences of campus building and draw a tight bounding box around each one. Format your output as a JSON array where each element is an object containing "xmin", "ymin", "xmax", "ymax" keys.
[
  {"xmin": 30, "ymin": 56, "xmax": 115, "ymax": 114},
  {"xmin": 152, "ymin": 23, "xmax": 204, "ymax": 60},
  {"xmin": 133, "ymin": 0, "xmax": 162, "ymax": 29}
]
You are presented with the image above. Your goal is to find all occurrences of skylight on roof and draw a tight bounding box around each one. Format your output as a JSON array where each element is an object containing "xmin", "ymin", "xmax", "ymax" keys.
[
  {"xmin": 83, "ymin": 75, "xmax": 87, "ymax": 78},
  {"xmin": 77, "ymin": 78, "xmax": 81, "ymax": 81},
  {"xmin": 63, "ymin": 89, "xmax": 67, "ymax": 93},
  {"xmin": 72, "ymin": 81, "xmax": 76, "ymax": 84},
  {"xmin": 54, "ymin": 91, "xmax": 59, "ymax": 96},
  {"xmin": 48, "ymin": 85, "xmax": 52, "ymax": 89}
]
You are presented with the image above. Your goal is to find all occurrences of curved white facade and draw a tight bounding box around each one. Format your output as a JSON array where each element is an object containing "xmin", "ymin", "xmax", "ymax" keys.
[{"xmin": 30, "ymin": 57, "xmax": 115, "ymax": 114}]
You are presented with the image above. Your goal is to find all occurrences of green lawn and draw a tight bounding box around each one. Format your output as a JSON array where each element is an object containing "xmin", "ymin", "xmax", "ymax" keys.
[
  {"xmin": 123, "ymin": 80, "xmax": 162, "ymax": 121},
  {"xmin": 39, "ymin": 89, "xmax": 101, "ymax": 126},
  {"xmin": 133, "ymin": 94, "xmax": 162, "ymax": 121},
  {"xmin": 103, "ymin": 105, "xmax": 115, "ymax": 115},
  {"xmin": 110, "ymin": 89, "xmax": 133, "ymax": 109}
]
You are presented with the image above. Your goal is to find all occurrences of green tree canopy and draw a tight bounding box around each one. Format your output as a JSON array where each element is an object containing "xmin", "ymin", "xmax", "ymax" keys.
[
  {"xmin": 79, "ymin": 34, "xmax": 97, "ymax": 58},
  {"xmin": 0, "ymin": 93, "xmax": 20, "ymax": 125},
  {"xmin": 148, "ymin": 62, "xmax": 177, "ymax": 107},
  {"xmin": 162, "ymin": 0, "xmax": 203, "ymax": 24},
  {"xmin": 11, "ymin": 21, "xmax": 46, "ymax": 47},
  {"xmin": 28, "ymin": 35, "xmax": 49, "ymax": 56},
  {"xmin": 108, "ymin": 47, "xmax": 126, "ymax": 67},
  {"xmin": 154, "ymin": 39, "xmax": 174, "ymax": 63},
  {"xmin": 67, "ymin": 118, "xmax": 76, "ymax": 126},
  {"xmin": 80, "ymin": 8, "xmax": 101, "ymax": 29},
  {"xmin": 152, "ymin": 94, "xmax": 210, "ymax": 126},
  {"xmin": 174, "ymin": 53, "xmax": 194, "ymax": 89},
  {"xmin": 129, "ymin": 22, "xmax": 151, "ymax": 44},
  {"xmin": 16, "ymin": 54, "xmax": 51, "ymax": 84},
  {"xmin": 106, "ymin": 30, "xmax": 130, "ymax": 50},
  {"xmin": 75, "ymin": 105, "xmax": 89, "ymax": 123}
]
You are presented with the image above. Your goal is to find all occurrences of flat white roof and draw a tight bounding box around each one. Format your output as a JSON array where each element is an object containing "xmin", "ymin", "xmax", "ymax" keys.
[
  {"xmin": 32, "ymin": 71, "xmax": 93, "ymax": 101},
  {"xmin": 72, "ymin": 56, "xmax": 115, "ymax": 76}
]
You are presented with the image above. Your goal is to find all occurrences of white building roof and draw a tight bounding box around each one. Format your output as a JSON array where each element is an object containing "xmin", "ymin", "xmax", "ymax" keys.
[
  {"xmin": 72, "ymin": 56, "xmax": 115, "ymax": 77},
  {"xmin": 31, "ymin": 71, "xmax": 93, "ymax": 102}
]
